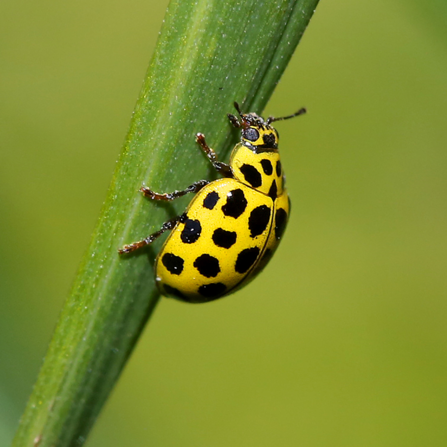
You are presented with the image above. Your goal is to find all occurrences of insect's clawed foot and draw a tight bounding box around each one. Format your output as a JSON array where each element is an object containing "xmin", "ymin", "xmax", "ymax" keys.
[
  {"xmin": 118, "ymin": 242, "xmax": 143, "ymax": 254},
  {"xmin": 140, "ymin": 186, "xmax": 173, "ymax": 201},
  {"xmin": 196, "ymin": 133, "xmax": 207, "ymax": 147}
]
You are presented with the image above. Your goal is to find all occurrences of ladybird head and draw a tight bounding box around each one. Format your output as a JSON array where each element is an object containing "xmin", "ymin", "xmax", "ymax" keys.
[
  {"xmin": 228, "ymin": 103, "xmax": 278, "ymax": 152},
  {"xmin": 227, "ymin": 102, "xmax": 306, "ymax": 153}
]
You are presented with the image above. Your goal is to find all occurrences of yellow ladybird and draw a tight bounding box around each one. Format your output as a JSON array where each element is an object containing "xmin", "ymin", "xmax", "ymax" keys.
[{"xmin": 119, "ymin": 102, "xmax": 306, "ymax": 303}]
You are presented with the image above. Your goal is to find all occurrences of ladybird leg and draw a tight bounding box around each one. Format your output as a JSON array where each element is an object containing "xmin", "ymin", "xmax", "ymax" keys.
[
  {"xmin": 118, "ymin": 216, "xmax": 180, "ymax": 254},
  {"xmin": 196, "ymin": 133, "xmax": 233, "ymax": 178},
  {"xmin": 227, "ymin": 113, "xmax": 241, "ymax": 128},
  {"xmin": 140, "ymin": 180, "xmax": 209, "ymax": 202}
]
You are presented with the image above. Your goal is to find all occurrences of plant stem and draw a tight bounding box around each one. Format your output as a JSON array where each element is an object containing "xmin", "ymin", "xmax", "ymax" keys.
[{"xmin": 12, "ymin": 0, "xmax": 319, "ymax": 445}]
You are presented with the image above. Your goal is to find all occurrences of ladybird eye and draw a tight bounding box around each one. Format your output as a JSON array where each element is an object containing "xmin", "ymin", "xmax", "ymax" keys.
[{"xmin": 243, "ymin": 127, "xmax": 260, "ymax": 142}]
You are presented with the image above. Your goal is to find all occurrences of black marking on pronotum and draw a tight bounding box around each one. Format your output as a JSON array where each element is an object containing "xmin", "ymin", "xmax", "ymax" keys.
[
  {"xmin": 221, "ymin": 189, "xmax": 247, "ymax": 218},
  {"xmin": 276, "ymin": 160, "xmax": 282, "ymax": 177},
  {"xmin": 240, "ymin": 164, "xmax": 262, "ymax": 188},
  {"xmin": 193, "ymin": 254, "xmax": 221, "ymax": 278},
  {"xmin": 203, "ymin": 191, "xmax": 219, "ymax": 210},
  {"xmin": 212, "ymin": 228, "xmax": 237, "ymax": 249},
  {"xmin": 248, "ymin": 205, "xmax": 271, "ymax": 238},
  {"xmin": 260, "ymin": 159, "xmax": 273, "ymax": 175},
  {"xmin": 275, "ymin": 208, "xmax": 288, "ymax": 240},
  {"xmin": 268, "ymin": 180, "xmax": 277, "ymax": 200},
  {"xmin": 180, "ymin": 218, "xmax": 202, "ymax": 243},
  {"xmin": 162, "ymin": 253, "xmax": 184, "ymax": 275},
  {"xmin": 198, "ymin": 282, "xmax": 227, "ymax": 298},
  {"xmin": 262, "ymin": 133, "xmax": 276, "ymax": 147},
  {"xmin": 235, "ymin": 247, "xmax": 260, "ymax": 274}
]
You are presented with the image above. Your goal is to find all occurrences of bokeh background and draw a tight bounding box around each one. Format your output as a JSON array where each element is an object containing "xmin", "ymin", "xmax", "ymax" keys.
[{"xmin": 2, "ymin": 1, "xmax": 447, "ymax": 446}]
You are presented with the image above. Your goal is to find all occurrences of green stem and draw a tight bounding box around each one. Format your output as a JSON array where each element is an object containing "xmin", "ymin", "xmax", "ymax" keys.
[{"xmin": 12, "ymin": 0, "xmax": 319, "ymax": 446}]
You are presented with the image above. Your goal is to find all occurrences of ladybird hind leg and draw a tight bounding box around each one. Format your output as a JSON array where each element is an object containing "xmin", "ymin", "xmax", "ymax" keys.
[
  {"xmin": 118, "ymin": 216, "xmax": 180, "ymax": 254},
  {"xmin": 119, "ymin": 178, "xmax": 210, "ymax": 254}
]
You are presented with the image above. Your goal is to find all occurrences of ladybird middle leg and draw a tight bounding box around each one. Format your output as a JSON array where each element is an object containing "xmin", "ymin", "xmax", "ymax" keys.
[
  {"xmin": 118, "ymin": 216, "xmax": 180, "ymax": 254},
  {"xmin": 140, "ymin": 180, "xmax": 209, "ymax": 201},
  {"xmin": 196, "ymin": 133, "xmax": 233, "ymax": 178}
]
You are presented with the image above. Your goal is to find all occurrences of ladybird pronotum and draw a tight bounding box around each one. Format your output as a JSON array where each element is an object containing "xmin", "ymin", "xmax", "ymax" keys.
[{"xmin": 119, "ymin": 102, "xmax": 306, "ymax": 303}]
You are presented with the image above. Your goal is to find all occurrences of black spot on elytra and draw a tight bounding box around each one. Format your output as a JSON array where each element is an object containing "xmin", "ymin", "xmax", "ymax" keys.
[
  {"xmin": 275, "ymin": 208, "xmax": 288, "ymax": 240},
  {"xmin": 198, "ymin": 282, "xmax": 227, "ymax": 298},
  {"xmin": 248, "ymin": 205, "xmax": 271, "ymax": 237},
  {"xmin": 194, "ymin": 254, "xmax": 221, "ymax": 278},
  {"xmin": 181, "ymin": 218, "xmax": 202, "ymax": 243},
  {"xmin": 203, "ymin": 191, "xmax": 219, "ymax": 210},
  {"xmin": 263, "ymin": 133, "xmax": 276, "ymax": 147},
  {"xmin": 268, "ymin": 180, "xmax": 277, "ymax": 200},
  {"xmin": 260, "ymin": 159, "xmax": 273, "ymax": 175},
  {"xmin": 276, "ymin": 160, "xmax": 282, "ymax": 177},
  {"xmin": 221, "ymin": 189, "xmax": 247, "ymax": 218},
  {"xmin": 235, "ymin": 247, "xmax": 260, "ymax": 274},
  {"xmin": 162, "ymin": 253, "xmax": 184, "ymax": 275},
  {"xmin": 163, "ymin": 284, "xmax": 188, "ymax": 300},
  {"xmin": 212, "ymin": 228, "xmax": 237, "ymax": 249},
  {"xmin": 240, "ymin": 164, "xmax": 262, "ymax": 188}
]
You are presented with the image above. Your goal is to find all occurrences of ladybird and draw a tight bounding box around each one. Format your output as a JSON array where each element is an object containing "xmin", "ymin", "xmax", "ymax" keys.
[{"xmin": 119, "ymin": 102, "xmax": 306, "ymax": 303}]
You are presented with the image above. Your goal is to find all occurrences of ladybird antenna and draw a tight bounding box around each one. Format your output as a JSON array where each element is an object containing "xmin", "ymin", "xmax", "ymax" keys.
[
  {"xmin": 234, "ymin": 101, "xmax": 243, "ymax": 117},
  {"xmin": 266, "ymin": 107, "xmax": 306, "ymax": 124},
  {"xmin": 228, "ymin": 101, "xmax": 244, "ymax": 128}
]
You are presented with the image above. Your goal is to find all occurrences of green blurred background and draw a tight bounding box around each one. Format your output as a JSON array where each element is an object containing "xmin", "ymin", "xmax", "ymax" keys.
[{"xmin": 1, "ymin": 0, "xmax": 447, "ymax": 445}]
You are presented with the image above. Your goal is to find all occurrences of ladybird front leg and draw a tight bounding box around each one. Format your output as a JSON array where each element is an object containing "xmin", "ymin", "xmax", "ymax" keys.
[
  {"xmin": 118, "ymin": 216, "xmax": 180, "ymax": 254},
  {"xmin": 196, "ymin": 133, "xmax": 233, "ymax": 178},
  {"xmin": 140, "ymin": 180, "xmax": 209, "ymax": 201}
]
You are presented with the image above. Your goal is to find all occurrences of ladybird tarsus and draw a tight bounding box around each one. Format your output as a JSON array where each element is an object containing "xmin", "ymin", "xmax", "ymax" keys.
[
  {"xmin": 195, "ymin": 133, "xmax": 217, "ymax": 161},
  {"xmin": 118, "ymin": 216, "xmax": 180, "ymax": 254},
  {"xmin": 227, "ymin": 113, "xmax": 240, "ymax": 128}
]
